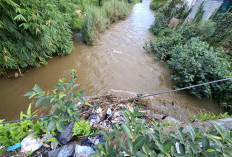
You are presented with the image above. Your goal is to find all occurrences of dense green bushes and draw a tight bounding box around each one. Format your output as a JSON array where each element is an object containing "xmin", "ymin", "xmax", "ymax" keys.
[
  {"xmin": 148, "ymin": 25, "xmax": 232, "ymax": 109},
  {"xmin": 147, "ymin": 0, "xmax": 232, "ymax": 110},
  {"xmin": 0, "ymin": 0, "xmax": 82, "ymax": 75},
  {"xmin": 168, "ymin": 38, "xmax": 232, "ymax": 103}
]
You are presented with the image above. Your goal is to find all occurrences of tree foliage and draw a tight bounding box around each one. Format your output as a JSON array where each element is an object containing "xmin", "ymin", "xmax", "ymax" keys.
[{"xmin": 0, "ymin": 0, "xmax": 82, "ymax": 75}]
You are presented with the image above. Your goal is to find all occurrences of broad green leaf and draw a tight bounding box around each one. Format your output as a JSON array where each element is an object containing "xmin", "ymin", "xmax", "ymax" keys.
[
  {"xmin": 128, "ymin": 138, "xmax": 133, "ymax": 154},
  {"xmin": 136, "ymin": 151, "xmax": 147, "ymax": 157},
  {"xmin": 33, "ymin": 84, "xmax": 43, "ymax": 92},
  {"xmin": 59, "ymin": 93, "xmax": 66, "ymax": 99},
  {"xmin": 35, "ymin": 97, "xmax": 47, "ymax": 107},
  {"xmin": 122, "ymin": 125, "xmax": 132, "ymax": 139},
  {"xmin": 202, "ymin": 136, "xmax": 210, "ymax": 150},
  {"xmin": 24, "ymin": 91, "xmax": 34, "ymax": 97},
  {"xmin": 135, "ymin": 136, "xmax": 146, "ymax": 151}
]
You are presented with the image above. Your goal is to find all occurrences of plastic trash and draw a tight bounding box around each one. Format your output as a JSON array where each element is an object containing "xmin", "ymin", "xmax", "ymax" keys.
[
  {"xmin": 7, "ymin": 142, "xmax": 21, "ymax": 151},
  {"xmin": 57, "ymin": 121, "xmax": 74, "ymax": 145},
  {"xmin": 81, "ymin": 134, "xmax": 105, "ymax": 147},
  {"xmin": 74, "ymin": 145, "xmax": 95, "ymax": 157},
  {"xmin": 21, "ymin": 134, "xmax": 43, "ymax": 153}
]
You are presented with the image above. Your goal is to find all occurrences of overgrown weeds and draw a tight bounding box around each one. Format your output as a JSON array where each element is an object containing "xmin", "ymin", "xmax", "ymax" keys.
[{"xmin": 82, "ymin": 0, "xmax": 133, "ymax": 45}]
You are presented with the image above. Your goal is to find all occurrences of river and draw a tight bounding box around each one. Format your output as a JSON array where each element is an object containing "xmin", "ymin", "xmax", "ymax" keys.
[{"xmin": 0, "ymin": 0, "xmax": 222, "ymax": 121}]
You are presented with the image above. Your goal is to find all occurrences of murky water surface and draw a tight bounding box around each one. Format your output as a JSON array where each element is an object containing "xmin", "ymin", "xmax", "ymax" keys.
[{"xmin": 0, "ymin": 0, "xmax": 222, "ymax": 120}]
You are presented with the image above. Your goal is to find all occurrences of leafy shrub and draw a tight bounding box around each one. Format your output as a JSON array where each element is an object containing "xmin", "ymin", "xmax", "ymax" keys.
[
  {"xmin": 197, "ymin": 20, "xmax": 216, "ymax": 39},
  {"xmin": 176, "ymin": 23, "xmax": 197, "ymax": 39},
  {"xmin": 150, "ymin": 13, "xmax": 168, "ymax": 35},
  {"xmin": 25, "ymin": 69, "xmax": 88, "ymax": 133},
  {"xmin": 90, "ymin": 107, "xmax": 232, "ymax": 157},
  {"xmin": 0, "ymin": 0, "xmax": 81, "ymax": 75},
  {"xmin": 167, "ymin": 38, "xmax": 232, "ymax": 107},
  {"xmin": 147, "ymin": 31, "xmax": 182, "ymax": 60}
]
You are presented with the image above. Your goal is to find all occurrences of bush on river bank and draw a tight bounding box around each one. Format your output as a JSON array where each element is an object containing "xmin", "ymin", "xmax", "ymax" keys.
[{"xmin": 147, "ymin": 0, "xmax": 232, "ymax": 111}]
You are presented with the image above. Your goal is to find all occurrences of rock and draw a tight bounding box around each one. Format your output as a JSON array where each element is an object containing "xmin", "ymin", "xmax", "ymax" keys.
[
  {"xmin": 48, "ymin": 144, "xmax": 73, "ymax": 157},
  {"xmin": 163, "ymin": 116, "xmax": 182, "ymax": 124},
  {"xmin": 21, "ymin": 134, "xmax": 43, "ymax": 153},
  {"xmin": 81, "ymin": 134, "xmax": 105, "ymax": 147},
  {"xmin": 168, "ymin": 17, "xmax": 180, "ymax": 28},
  {"xmin": 74, "ymin": 145, "xmax": 95, "ymax": 157},
  {"xmin": 57, "ymin": 122, "xmax": 74, "ymax": 145}
]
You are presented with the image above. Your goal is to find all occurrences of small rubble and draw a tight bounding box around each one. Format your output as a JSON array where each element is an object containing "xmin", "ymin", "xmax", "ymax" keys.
[{"xmin": 79, "ymin": 94, "xmax": 182, "ymax": 131}]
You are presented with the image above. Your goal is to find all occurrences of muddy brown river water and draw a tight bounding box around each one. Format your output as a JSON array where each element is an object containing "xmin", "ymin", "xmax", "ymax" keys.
[{"xmin": 0, "ymin": 0, "xmax": 222, "ymax": 121}]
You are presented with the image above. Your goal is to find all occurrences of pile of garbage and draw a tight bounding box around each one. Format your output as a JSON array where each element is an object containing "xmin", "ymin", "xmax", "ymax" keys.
[{"xmin": 2, "ymin": 94, "xmax": 181, "ymax": 157}]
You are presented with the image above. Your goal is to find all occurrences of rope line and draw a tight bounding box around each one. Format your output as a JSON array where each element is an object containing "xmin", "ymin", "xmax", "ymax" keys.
[{"xmin": 0, "ymin": 78, "xmax": 231, "ymax": 125}]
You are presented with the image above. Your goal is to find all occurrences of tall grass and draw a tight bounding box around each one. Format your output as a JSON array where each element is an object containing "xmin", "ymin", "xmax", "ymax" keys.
[{"xmin": 82, "ymin": 0, "xmax": 133, "ymax": 45}]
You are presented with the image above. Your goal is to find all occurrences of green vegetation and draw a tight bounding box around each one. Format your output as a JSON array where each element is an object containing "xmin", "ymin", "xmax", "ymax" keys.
[
  {"xmin": 147, "ymin": 0, "xmax": 232, "ymax": 111},
  {"xmin": 0, "ymin": 0, "xmax": 80, "ymax": 75},
  {"xmin": 0, "ymin": 70, "xmax": 92, "ymax": 154},
  {"xmin": 0, "ymin": 105, "xmax": 44, "ymax": 147},
  {"xmin": 90, "ymin": 107, "xmax": 232, "ymax": 156},
  {"xmin": 25, "ymin": 69, "xmax": 88, "ymax": 133},
  {"xmin": 150, "ymin": 13, "xmax": 168, "ymax": 35},
  {"xmin": 1, "ymin": 73, "xmax": 232, "ymax": 156},
  {"xmin": 0, "ymin": 0, "xmax": 138, "ymax": 75},
  {"xmin": 208, "ymin": 11, "xmax": 232, "ymax": 59},
  {"xmin": 82, "ymin": 0, "xmax": 138, "ymax": 45},
  {"xmin": 189, "ymin": 111, "xmax": 231, "ymax": 122},
  {"xmin": 72, "ymin": 119, "xmax": 93, "ymax": 137},
  {"xmin": 193, "ymin": 2, "xmax": 204, "ymax": 23},
  {"xmin": 150, "ymin": 0, "xmax": 166, "ymax": 11}
]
